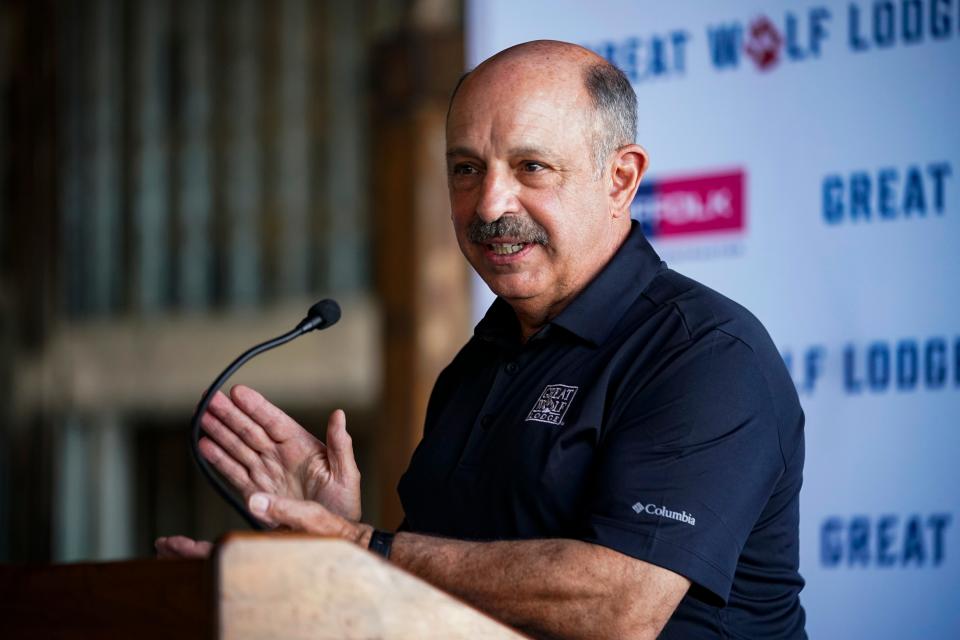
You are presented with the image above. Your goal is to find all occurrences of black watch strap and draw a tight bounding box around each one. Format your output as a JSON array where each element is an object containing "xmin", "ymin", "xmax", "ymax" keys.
[{"xmin": 368, "ymin": 529, "xmax": 395, "ymax": 559}]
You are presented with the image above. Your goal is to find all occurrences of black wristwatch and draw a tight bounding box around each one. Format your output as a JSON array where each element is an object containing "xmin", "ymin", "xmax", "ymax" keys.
[{"xmin": 368, "ymin": 529, "xmax": 395, "ymax": 559}]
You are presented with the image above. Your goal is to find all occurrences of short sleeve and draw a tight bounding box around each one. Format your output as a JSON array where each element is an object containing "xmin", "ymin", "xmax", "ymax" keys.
[{"xmin": 580, "ymin": 329, "xmax": 785, "ymax": 605}]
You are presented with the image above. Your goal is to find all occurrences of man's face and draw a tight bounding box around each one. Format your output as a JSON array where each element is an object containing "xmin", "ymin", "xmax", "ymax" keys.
[{"xmin": 445, "ymin": 62, "xmax": 619, "ymax": 314}]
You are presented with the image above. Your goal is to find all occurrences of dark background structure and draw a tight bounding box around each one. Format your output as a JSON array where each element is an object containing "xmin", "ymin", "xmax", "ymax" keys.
[{"xmin": 0, "ymin": 0, "xmax": 470, "ymax": 563}]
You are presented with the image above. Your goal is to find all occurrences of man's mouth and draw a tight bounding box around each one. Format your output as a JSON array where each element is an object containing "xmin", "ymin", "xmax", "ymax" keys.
[{"xmin": 488, "ymin": 242, "xmax": 528, "ymax": 256}]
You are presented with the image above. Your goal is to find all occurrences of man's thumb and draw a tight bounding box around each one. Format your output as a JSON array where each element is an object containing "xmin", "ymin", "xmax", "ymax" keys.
[
  {"xmin": 248, "ymin": 492, "xmax": 327, "ymax": 533},
  {"xmin": 327, "ymin": 409, "xmax": 360, "ymax": 478},
  {"xmin": 249, "ymin": 493, "xmax": 274, "ymax": 518}
]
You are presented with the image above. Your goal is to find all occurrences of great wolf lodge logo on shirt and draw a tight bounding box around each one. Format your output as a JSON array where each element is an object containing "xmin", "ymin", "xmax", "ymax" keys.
[
  {"xmin": 631, "ymin": 169, "xmax": 746, "ymax": 239},
  {"xmin": 526, "ymin": 384, "xmax": 578, "ymax": 425}
]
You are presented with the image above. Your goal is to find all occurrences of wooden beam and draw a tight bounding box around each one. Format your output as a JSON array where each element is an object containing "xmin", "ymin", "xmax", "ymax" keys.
[
  {"xmin": 372, "ymin": 31, "xmax": 470, "ymax": 529},
  {"xmin": 13, "ymin": 296, "xmax": 380, "ymax": 416}
]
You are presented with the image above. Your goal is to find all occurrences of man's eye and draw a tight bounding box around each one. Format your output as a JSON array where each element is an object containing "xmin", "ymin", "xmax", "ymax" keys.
[
  {"xmin": 452, "ymin": 164, "xmax": 479, "ymax": 176},
  {"xmin": 522, "ymin": 162, "xmax": 545, "ymax": 172}
]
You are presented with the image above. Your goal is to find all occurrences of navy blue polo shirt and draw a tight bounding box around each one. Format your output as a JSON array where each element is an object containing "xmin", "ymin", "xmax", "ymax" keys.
[{"xmin": 398, "ymin": 222, "xmax": 806, "ymax": 638}]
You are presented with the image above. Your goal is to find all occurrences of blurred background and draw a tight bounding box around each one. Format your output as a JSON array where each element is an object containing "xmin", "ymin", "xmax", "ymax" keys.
[
  {"xmin": 1, "ymin": 0, "xmax": 958, "ymax": 638},
  {"xmin": 0, "ymin": 0, "xmax": 469, "ymax": 563}
]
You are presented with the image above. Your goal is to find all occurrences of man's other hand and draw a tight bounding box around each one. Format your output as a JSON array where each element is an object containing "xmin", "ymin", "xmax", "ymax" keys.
[
  {"xmin": 199, "ymin": 385, "xmax": 362, "ymax": 520},
  {"xmin": 247, "ymin": 493, "xmax": 374, "ymax": 548},
  {"xmin": 155, "ymin": 535, "xmax": 214, "ymax": 559}
]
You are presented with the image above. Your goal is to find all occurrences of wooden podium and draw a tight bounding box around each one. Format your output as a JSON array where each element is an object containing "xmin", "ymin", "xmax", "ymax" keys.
[{"xmin": 0, "ymin": 533, "xmax": 526, "ymax": 639}]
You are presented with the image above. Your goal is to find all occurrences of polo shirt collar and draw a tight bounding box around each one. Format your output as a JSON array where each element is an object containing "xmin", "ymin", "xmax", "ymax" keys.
[{"xmin": 475, "ymin": 222, "xmax": 665, "ymax": 347}]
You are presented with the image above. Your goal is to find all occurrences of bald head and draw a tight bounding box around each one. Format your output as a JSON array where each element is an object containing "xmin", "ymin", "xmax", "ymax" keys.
[{"xmin": 448, "ymin": 40, "xmax": 637, "ymax": 173}]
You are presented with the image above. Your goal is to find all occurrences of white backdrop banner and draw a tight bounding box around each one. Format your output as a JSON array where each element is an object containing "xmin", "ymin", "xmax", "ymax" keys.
[{"xmin": 465, "ymin": 1, "xmax": 960, "ymax": 637}]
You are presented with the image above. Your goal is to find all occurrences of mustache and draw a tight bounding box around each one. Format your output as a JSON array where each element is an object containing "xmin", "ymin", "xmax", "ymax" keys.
[{"xmin": 466, "ymin": 216, "xmax": 549, "ymax": 245}]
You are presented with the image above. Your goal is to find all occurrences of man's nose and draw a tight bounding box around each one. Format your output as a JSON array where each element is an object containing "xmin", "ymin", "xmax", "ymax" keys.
[{"xmin": 475, "ymin": 170, "xmax": 519, "ymax": 223}]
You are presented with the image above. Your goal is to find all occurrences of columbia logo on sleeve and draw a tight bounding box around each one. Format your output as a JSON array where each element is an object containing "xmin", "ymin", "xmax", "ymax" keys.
[{"xmin": 632, "ymin": 501, "xmax": 697, "ymax": 526}]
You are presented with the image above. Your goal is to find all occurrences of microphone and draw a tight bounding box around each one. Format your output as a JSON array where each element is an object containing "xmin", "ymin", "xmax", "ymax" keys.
[
  {"xmin": 296, "ymin": 298, "xmax": 341, "ymax": 333},
  {"xmin": 189, "ymin": 299, "xmax": 341, "ymax": 529}
]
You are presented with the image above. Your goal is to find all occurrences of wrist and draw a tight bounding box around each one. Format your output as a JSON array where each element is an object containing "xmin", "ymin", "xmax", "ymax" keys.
[{"xmin": 367, "ymin": 528, "xmax": 396, "ymax": 560}]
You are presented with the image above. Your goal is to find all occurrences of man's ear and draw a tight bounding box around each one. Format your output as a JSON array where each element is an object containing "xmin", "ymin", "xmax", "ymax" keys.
[{"xmin": 608, "ymin": 144, "xmax": 648, "ymax": 218}]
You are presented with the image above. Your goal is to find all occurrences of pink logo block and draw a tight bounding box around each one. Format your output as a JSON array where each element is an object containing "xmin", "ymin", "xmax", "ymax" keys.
[{"xmin": 636, "ymin": 169, "xmax": 746, "ymax": 238}]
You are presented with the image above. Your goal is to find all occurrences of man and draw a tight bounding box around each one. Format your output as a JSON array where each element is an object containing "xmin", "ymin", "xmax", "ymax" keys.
[{"xmin": 158, "ymin": 41, "xmax": 807, "ymax": 639}]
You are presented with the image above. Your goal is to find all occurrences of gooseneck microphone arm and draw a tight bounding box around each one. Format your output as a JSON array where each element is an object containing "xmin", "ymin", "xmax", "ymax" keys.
[{"xmin": 189, "ymin": 299, "xmax": 342, "ymax": 530}]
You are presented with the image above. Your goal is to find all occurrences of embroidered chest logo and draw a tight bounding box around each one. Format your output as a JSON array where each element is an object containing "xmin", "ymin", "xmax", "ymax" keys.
[{"xmin": 526, "ymin": 384, "xmax": 578, "ymax": 426}]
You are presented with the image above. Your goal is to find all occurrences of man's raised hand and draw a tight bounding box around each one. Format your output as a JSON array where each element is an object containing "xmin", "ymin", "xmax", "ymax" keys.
[{"xmin": 199, "ymin": 385, "xmax": 362, "ymax": 521}]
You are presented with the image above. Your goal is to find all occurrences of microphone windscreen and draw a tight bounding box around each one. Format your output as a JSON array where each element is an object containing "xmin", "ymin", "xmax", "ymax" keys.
[{"xmin": 307, "ymin": 299, "xmax": 341, "ymax": 329}]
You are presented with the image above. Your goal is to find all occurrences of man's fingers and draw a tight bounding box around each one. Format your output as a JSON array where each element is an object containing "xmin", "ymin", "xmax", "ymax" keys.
[
  {"xmin": 231, "ymin": 385, "xmax": 306, "ymax": 443},
  {"xmin": 326, "ymin": 410, "xmax": 361, "ymax": 481},
  {"xmin": 200, "ymin": 410, "xmax": 264, "ymax": 473},
  {"xmin": 208, "ymin": 389, "xmax": 275, "ymax": 452},
  {"xmin": 155, "ymin": 536, "xmax": 214, "ymax": 559},
  {"xmin": 198, "ymin": 436, "xmax": 254, "ymax": 494}
]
